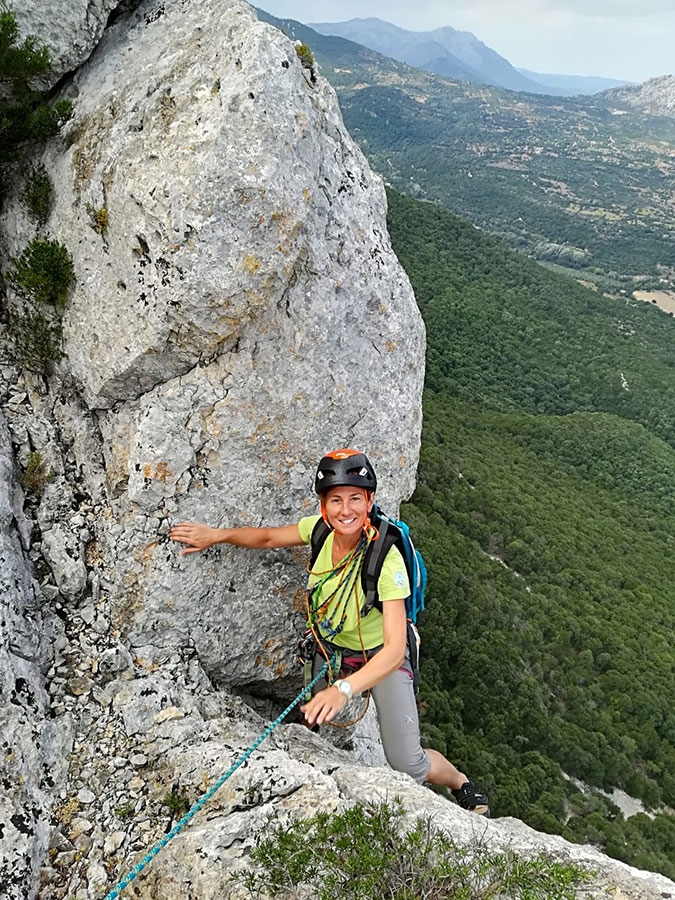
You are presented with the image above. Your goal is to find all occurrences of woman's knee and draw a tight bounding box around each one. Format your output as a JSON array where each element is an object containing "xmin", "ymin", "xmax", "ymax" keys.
[{"xmin": 382, "ymin": 745, "xmax": 431, "ymax": 784}]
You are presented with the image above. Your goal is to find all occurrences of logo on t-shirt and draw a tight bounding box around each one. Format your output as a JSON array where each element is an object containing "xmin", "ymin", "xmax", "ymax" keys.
[{"xmin": 393, "ymin": 570, "xmax": 407, "ymax": 588}]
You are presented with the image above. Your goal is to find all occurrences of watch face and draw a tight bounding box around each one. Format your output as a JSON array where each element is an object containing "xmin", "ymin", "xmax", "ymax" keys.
[{"xmin": 338, "ymin": 681, "xmax": 350, "ymax": 695}]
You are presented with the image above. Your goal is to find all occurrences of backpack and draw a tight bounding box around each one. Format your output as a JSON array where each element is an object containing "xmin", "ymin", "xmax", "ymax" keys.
[{"xmin": 309, "ymin": 504, "xmax": 427, "ymax": 691}]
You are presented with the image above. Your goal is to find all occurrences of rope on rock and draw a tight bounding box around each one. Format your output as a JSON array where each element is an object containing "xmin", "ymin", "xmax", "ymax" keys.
[{"xmin": 102, "ymin": 659, "xmax": 331, "ymax": 900}]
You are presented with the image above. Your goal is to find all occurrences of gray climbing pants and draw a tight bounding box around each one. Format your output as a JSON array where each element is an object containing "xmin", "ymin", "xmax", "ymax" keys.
[{"xmin": 311, "ymin": 646, "xmax": 432, "ymax": 784}]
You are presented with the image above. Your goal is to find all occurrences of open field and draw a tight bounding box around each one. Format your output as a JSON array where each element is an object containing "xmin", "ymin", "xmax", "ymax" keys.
[{"xmin": 633, "ymin": 290, "xmax": 675, "ymax": 315}]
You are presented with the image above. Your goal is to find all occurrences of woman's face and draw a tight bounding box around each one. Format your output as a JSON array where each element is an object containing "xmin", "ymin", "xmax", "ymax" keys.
[{"xmin": 323, "ymin": 485, "xmax": 374, "ymax": 538}]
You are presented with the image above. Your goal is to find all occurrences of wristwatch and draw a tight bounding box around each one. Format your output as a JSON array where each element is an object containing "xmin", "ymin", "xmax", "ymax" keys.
[{"xmin": 334, "ymin": 679, "xmax": 353, "ymax": 700}]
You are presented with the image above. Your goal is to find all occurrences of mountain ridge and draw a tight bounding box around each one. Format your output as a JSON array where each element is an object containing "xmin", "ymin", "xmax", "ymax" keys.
[
  {"xmin": 517, "ymin": 68, "xmax": 630, "ymax": 95},
  {"xmin": 309, "ymin": 16, "xmax": 561, "ymax": 94}
]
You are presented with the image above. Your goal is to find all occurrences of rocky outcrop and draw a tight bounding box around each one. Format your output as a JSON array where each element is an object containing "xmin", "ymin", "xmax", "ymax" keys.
[
  {"xmin": 32, "ymin": 654, "xmax": 675, "ymax": 900},
  {"xmin": 602, "ymin": 74, "xmax": 675, "ymax": 118},
  {"xmin": 0, "ymin": 409, "xmax": 71, "ymax": 899},
  {"xmin": 1, "ymin": 0, "xmax": 423, "ymax": 893},
  {"xmin": 11, "ymin": 0, "xmax": 122, "ymax": 88},
  {"xmin": 6, "ymin": 0, "xmax": 425, "ymax": 694}
]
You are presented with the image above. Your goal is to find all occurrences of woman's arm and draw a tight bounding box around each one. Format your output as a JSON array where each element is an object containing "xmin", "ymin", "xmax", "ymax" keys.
[
  {"xmin": 301, "ymin": 598, "xmax": 408, "ymax": 726},
  {"xmin": 170, "ymin": 522, "xmax": 304, "ymax": 554}
]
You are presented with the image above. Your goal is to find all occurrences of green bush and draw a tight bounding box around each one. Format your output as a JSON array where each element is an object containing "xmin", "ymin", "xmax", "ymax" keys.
[
  {"xmin": 162, "ymin": 791, "xmax": 189, "ymax": 817},
  {"xmin": 0, "ymin": 4, "xmax": 73, "ymax": 174},
  {"xmin": 236, "ymin": 801, "xmax": 586, "ymax": 900},
  {"xmin": 0, "ymin": 5, "xmax": 49, "ymax": 87},
  {"xmin": 20, "ymin": 164, "xmax": 53, "ymax": 224},
  {"xmin": 5, "ymin": 307, "xmax": 64, "ymax": 371},
  {"xmin": 8, "ymin": 238, "xmax": 74, "ymax": 307},
  {"xmin": 295, "ymin": 43, "xmax": 315, "ymax": 76}
]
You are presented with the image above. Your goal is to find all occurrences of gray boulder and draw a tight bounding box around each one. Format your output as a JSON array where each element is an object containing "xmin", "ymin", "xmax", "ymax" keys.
[
  {"xmin": 11, "ymin": 0, "xmax": 122, "ymax": 88},
  {"xmin": 27, "ymin": 0, "xmax": 424, "ymax": 689},
  {"xmin": 55, "ymin": 669, "xmax": 675, "ymax": 900},
  {"xmin": 0, "ymin": 412, "xmax": 71, "ymax": 900}
]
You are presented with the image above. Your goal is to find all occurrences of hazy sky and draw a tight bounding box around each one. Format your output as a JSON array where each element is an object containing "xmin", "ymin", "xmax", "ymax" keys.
[{"xmin": 256, "ymin": 0, "xmax": 674, "ymax": 83}]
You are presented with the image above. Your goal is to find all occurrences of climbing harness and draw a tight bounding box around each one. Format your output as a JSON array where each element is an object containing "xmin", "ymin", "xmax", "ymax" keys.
[{"xmin": 102, "ymin": 660, "xmax": 332, "ymax": 900}]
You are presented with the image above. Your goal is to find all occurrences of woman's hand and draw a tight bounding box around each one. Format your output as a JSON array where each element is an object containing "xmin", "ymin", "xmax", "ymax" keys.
[
  {"xmin": 170, "ymin": 522, "xmax": 220, "ymax": 554},
  {"xmin": 301, "ymin": 686, "xmax": 348, "ymax": 726}
]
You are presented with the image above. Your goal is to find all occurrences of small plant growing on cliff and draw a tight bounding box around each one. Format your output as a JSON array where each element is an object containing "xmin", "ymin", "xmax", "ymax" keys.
[
  {"xmin": 7, "ymin": 238, "xmax": 75, "ymax": 307},
  {"xmin": 55, "ymin": 796, "xmax": 80, "ymax": 826},
  {"xmin": 162, "ymin": 790, "xmax": 190, "ymax": 817},
  {"xmin": 235, "ymin": 801, "xmax": 587, "ymax": 900},
  {"xmin": 115, "ymin": 802, "xmax": 134, "ymax": 820},
  {"xmin": 295, "ymin": 42, "xmax": 316, "ymax": 83},
  {"xmin": 4, "ymin": 307, "xmax": 64, "ymax": 371},
  {"xmin": 20, "ymin": 451, "xmax": 52, "ymax": 495},
  {"xmin": 0, "ymin": 4, "xmax": 73, "ymax": 179},
  {"xmin": 20, "ymin": 164, "xmax": 53, "ymax": 225},
  {"xmin": 86, "ymin": 203, "xmax": 109, "ymax": 235}
]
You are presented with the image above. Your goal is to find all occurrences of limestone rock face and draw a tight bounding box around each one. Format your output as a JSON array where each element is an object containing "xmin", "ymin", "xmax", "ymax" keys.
[
  {"xmin": 0, "ymin": 412, "xmax": 71, "ymax": 900},
  {"xmin": 28, "ymin": 0, "xmax": 424, "ymax": 689},
  {"xmin": 602, "ymin": 74, "xmax": 675, "ymax": 118},
  {"xmin": 11, "ymin": 0, "xmax": 122, "ymax": 88},
  {"xmin": 33, "ymin": 658, "xmax": 675, "ymax": 900}
]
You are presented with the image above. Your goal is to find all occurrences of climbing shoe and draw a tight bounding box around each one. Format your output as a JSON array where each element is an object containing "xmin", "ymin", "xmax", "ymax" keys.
[{"xmin": 452, "ymin": 781, "xmax": 490, "ymax": 817}]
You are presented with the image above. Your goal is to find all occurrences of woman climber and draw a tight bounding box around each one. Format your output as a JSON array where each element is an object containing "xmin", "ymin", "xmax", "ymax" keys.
[{"xmin": 170, "ymin": 448, "xmax": 489, "ymax": 816}]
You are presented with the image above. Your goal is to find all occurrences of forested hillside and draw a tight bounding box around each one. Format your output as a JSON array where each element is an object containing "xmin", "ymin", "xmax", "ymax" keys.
[
  {"xmin": 342, "ymin": 86, "xmax": 675, "ymax": 290},
  {"xmin": 387, "ymin": 190, "xmax": 675, "ymax": 878}
]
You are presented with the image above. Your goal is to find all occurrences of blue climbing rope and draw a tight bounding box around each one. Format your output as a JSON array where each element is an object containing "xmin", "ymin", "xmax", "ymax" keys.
[{"xmin": 103, "ymin": 660, "xmax": 331, "ymax": 900}]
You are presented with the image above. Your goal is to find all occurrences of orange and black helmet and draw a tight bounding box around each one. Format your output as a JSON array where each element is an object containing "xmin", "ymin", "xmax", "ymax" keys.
[{"xmin": 314, "ymin": 448, "xmax": 377, "ymax": 494}]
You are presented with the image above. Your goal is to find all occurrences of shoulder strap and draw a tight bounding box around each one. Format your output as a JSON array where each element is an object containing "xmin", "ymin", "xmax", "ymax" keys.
[
  {"xmin": 360, "ymin": 506, "xmax": 399, "ymax": 617},
  {"xmin": 309, "ymin": 517, "xmax": 331, "ymax": 569}
]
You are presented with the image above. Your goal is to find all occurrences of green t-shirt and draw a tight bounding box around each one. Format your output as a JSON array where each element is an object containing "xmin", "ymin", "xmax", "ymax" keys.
[{"xmin": 298, "ymin": 515, "xmax": 410, "ymax": 651}]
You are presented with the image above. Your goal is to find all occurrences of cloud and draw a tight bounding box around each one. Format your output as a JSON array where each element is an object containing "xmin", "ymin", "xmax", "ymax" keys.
[
  {"xmin": 537, "ymin": 0, "xmax": 672, "ymax": 14},
  {"xmin": 438, "ymin": 0, "xmax": 672, "ymax": 18}
]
